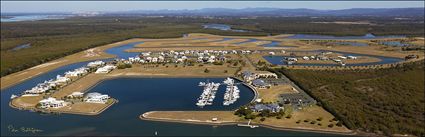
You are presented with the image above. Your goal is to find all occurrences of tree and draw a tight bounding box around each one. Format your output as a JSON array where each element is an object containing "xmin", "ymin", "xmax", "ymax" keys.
[
  {"xmin": 245, "ymin": 114, "xmax": 256, "ymax": 119},
  {"xmin": 259, "ymin": 109, "xmax": 271, "ymax": 117},
  {"xmin": 285, "ymin": 114, "xmax": 292, "ymax": 119},
  {"xmin": 204, "ymin": 68, "xmax": 210, "ymax": 73},
  {"xmin": 336, "ymin": 121, "xmax": 343, "ymax": 127}
]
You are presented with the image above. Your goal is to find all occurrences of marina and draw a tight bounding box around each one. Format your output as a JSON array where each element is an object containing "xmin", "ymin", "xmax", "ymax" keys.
[
  {"xmin": 223, "ymin": 77, "xmax": 240, "ymax": 106},
  {"xmin": 196, "ymin": 81, "xmax": 220, "ymax": 107}
]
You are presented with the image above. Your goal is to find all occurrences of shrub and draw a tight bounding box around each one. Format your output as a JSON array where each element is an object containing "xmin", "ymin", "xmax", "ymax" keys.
[
  {"xmin": 285, "ymin": 114, "xmax": 292, "ymax": 119},
  {"xmin": 336, "ymin": 121, "xmax": 343, "ymax": 127},
  {"xmin": 260, "ymin": 118, "xmax": 266, "ymax": 121},
  {"xmin": 204, "ymin": 68, "xmax": 210, "ymax": 73},
  {"xmin": 328, "ymin": 124, "xmax": 334, "ymax": 128},
  {"xmin": 245, "ymin": 114, "xmax": 256, "ymax": 119}
]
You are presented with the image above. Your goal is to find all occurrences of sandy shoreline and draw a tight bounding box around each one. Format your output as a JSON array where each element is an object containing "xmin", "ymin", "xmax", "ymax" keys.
[{"xmin": 140, "ymin": 111, "xmax": 357, "ymax": 136}]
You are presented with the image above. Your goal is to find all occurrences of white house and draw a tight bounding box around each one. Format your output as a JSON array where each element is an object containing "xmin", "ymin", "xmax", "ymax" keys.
[
  {"xmin": 303, "ymin": 56, "xmax": 310, "ymax": 60},
  {"xmin": 338, "ymin": 56, "xmax": 347, "ymax": 59},
  {"xmin": 269, "ymin": 52, "xmax": 275, "ymax": 55},
  {"xmin": 287, "ymin": 57, "xmax": 298, "ymax": 61},
  {"xmin": 146, "ymin": 57, "xmax": 152, "ymax": 62},
  {"xmin": 158, "ymin": 56, "xmax": 165, "ymax": 62},
  {"xmin": 87, "ymin": 60, "xmax": 105, "ymax": 68},
  {"xmin": 67, "ymin": 92, "xmax": 84, "ymax": 98},
  {"xmin": 348, "ymin": 56, "xmax": 357, "ymax": 59},
  {"xmin": 176, "ymin": 58, "xmax": 184, "ymax": 63},
  {"xmin": 333, "ymin": 59, "xmax": 342, "ymax": 63},
  {"xmin": 95, "ymin": 65, "xmax": 117, "ymax": 74},
  {"xmin": 84, "ymin": 92, "xmax": 110, "ymax": 103},
  {"xmin": 38, "ymin": 97, "xmax": 68, "ymax": 109},
  {"xmin": 54, "ymin": 75, "xmax": 71, "ymax": 84},
  {"xmin": 254, "ymin": 71, "xmax": 278, "ymax": 79},
  {"xmin": 65, "ymin": 67, "xmax": 88, "ymax": 77},
  {"xmin": 152, "ymin": 57, "xmax": 158, "ymax": 63}
]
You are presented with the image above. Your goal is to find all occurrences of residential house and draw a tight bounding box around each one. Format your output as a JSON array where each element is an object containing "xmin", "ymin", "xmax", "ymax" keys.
[
  {"xmin": 38, "ymin": 97, "xmax": 68, "ymax": 109},
  {"xmin": 252, "ymin": 79, "xmax": 271, "ymax": 89},
  {"xmin": 84, "ymin": 92, "xmax": 110, "ymax": 103}
]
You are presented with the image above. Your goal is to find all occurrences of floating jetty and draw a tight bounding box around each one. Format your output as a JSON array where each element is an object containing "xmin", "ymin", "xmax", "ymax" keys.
[
  {"xmin": 237, "ymin": 119, "xmax": 259, "ymax": 128},
  {"xmin": 196, "ymin": 81, "xmax": 220, "ymax": 107},
  {"xmin": 223, "ymin": 77, "xmax": 240, "ymax": 106}
]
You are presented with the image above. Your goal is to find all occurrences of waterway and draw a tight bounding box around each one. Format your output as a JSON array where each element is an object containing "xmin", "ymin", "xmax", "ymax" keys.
[
  {"xmin": 332, "ymin": 42, "xmax": 368, "ymax": 47},
  {"xmin": 1, "ymin": 15, "xmax": 71, "ymax": 22},
  {"xmin": 379, "ymin": 41, "xmax": 410, "ymax": 47},
  {"xmin": 9, "ymin": 43, "xmax": 31, "ymax": 51},
  {"xmin": 286, "ymin": 33, "xmax": 405, "ymax": 40},
  {"xmin": 203, "ymin": 24, "xmax": 248, "ymax": 32},
  {"xmin": 263, "ymin": 50, "xmax": 403, "ymax": 66},
  {"xmin": 1, "ymin": 41, "xmax": 348, "ymax": 136}
]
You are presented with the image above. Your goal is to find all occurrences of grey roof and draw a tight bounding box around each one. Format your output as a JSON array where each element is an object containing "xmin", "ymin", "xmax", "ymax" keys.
[
  {"xmin": 252, "ymin": 79, "xmax": 267, "ymax": 86},
  {"xmin": 242, "ymin": 71, "xmax": 252, "ymax": 77},
  {"xmin": 250, "ymin": 104, "xmax": 280, "ymax": 111}
]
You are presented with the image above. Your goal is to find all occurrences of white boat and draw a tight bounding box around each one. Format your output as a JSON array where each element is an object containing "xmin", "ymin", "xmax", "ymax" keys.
[
  {"xmin": 10, "ymin": 94, "xmax": 18, "ymax": 99},
  {"xmin": 196, "ymin": 81, "xmax": 220, "ymax": 107},
  {"xmin": 223, "ymin": 77, "xmax": 240, "ymax": 106}
]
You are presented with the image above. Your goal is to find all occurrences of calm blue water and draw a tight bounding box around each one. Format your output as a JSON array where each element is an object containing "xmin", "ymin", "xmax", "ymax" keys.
[
  {"xmin": 333, "ymin": 42, "xmax": 368, "ymax": 47},
  {"xmin": 208, "ymin": 38, "xmax": 234, "ymax": 43},
  {"xmin": 286, "ymin": 33, "xmax": 405, "ymax": 40},
  {"xmin": 263, "ymin": 41, "xmax": 283, "ymax": 47},
  {"xmin": 379, "ymin": 41, "xmax": 410, "ymax": 47},
  {"xmin": 233, "ymin": 39, "xmax": 287, "ymax": 48},
  {"xmin": 1, "ymin": 41, "xmax": 348, "ymax": 136},
  {"xmin": 233, "ymin": 39, "xmax": 259, "ymax": 45},
  {"xmin": 10, "ymin": 43, "xmax": 31, "ymax": 51},
  {"xmin": 104, "ymin": 42, "xmax": 144, "ymax": 59},
  {"xmin": 263, "ymin": 50, "xmax": 403, "ymax": 66},
  {"xmin": 203, "ymin": 24, "xmax": 248, "ymax": 32},
  {"xmin": 1, "ymin": 15, "xmax": 69, "ymax": 22}
]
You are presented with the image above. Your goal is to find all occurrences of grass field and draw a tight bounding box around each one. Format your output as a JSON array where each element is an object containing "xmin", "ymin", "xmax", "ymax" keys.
[{"xmin": 257, "ymin": 85, "xmax": 296, "ymax": 102}]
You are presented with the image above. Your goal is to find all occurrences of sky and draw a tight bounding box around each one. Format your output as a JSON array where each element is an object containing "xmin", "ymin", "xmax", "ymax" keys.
[{"xmin": 1, "ymin": 1, "xmax": 424, "ymax": 13}]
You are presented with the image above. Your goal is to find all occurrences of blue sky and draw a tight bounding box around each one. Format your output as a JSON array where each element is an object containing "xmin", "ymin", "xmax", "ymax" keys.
[{"xmin": 1, "ymin": 1, "xmax": 424, "ymax": 13}]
